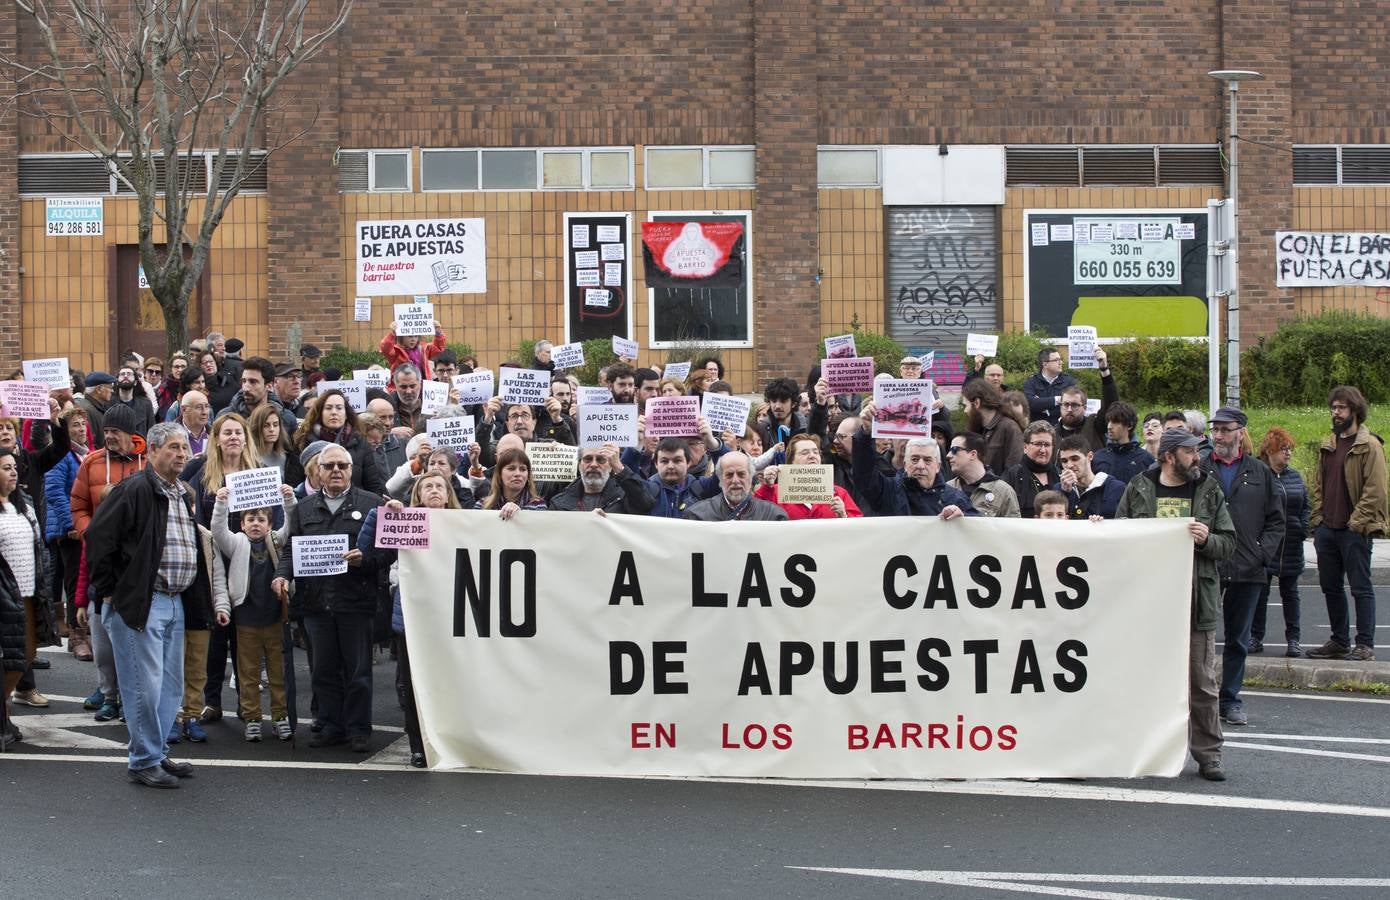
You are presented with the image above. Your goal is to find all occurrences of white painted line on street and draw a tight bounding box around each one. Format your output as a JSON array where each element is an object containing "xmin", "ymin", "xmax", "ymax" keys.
[
  {"xmin": 1244, "ymin": 689, "xmax": 1390, "ymax": 705},
  {"xmin": 790, "ymin": 867, "xmax": 1390, "ymax": 900},
  {"xmin": 1224, "ymin": 741, "xmax": 1390, "ymax": 764},
  {"xmin": 0, "ymin": 752, "xmax": 423, "ymax": 773},
  {"xmin": 1240, "ymin": 732, "xmax": 1390, "ymax": 745}
]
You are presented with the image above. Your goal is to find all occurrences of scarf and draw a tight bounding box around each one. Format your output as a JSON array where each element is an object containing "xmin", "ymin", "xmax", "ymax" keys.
[{"xmin": 317, "ymin": 422, "xmax": 355, "ymax": 447}]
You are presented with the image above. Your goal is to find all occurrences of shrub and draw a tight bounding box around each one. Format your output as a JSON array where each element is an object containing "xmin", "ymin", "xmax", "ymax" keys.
[
  {"xmin": 816, "ymin": 315, "xmax": 906, "ymax": 376},
  {"xmin": 986, "ymin": 335, "xmax": 1219, "ymax": 409},
  {"xmin": 1243, "ymin": 312, "xmax": 1390, "ymax": 405}
]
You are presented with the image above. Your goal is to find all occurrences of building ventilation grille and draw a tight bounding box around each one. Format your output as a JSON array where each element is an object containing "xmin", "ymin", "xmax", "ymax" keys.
[
  {"xmin": 18, "ymin": 156, "xmax": 111, "ymax": 195},
  {"xmin": 337, "ymin": 150, "xmax": 368, "ymax": 192},
  {"xmin": 1340, "ymin": 147, "xmax": 1390, "ymax": 185},
  {"xmin": 1158, "ymin": 146, "xmax": 1223, "ymax": 185},
  {"xmin": 1005, "ymin": 148, "xmax": 1080, "ymax": 186},
  {"xmin": 214, "ymin": 151, "xmax": 268, "ymax": 192},
  {"xmin": 1081, "ymin": 148, "xmax": 1156, "ymax": 186},
  {"xmin": 1292, "ymin": 147, "xmax": 1338, "ymax": 184},
  {"xmin": 114, "ymin": 154, "xmax": 210, "ymax": 194}
]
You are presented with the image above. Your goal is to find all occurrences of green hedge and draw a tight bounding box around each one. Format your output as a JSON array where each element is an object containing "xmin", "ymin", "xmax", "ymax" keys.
[{"xmin": 1243, "ymin": 312, "xmax": 1390, "ymax": 406}]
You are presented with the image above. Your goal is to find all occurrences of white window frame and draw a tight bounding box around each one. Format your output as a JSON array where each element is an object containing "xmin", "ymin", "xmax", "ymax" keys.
[
  {"xmin": 816, "ymin": 145, "xmax": 883, "ymax": 187},
  {"xmin": 646, "ymin": 209, "xmax": 755, "ymax": 350},
  {"xmin": 419, "ymin": 147, "xmax": 635, "ymax": 192},
  {"xmin": 366, "ymin": 148, "xmax": 412, "ymax": 192},
  {"xmin": 644, "ymin": 146, "xmax": 756, "ymax": 190}
]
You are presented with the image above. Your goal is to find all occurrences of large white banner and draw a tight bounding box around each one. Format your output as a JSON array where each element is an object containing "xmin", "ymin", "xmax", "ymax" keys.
[
  {"xmin": 356, "ymin": 217, "xmax": 487, "ymax": 295},
  {"xmin": 398, "ymin": 514, "xmax": 1192, "ymax": 778},
  {"xmin": 1276, "ymin": 231, "xmax": 1390, "ymax": 287}
]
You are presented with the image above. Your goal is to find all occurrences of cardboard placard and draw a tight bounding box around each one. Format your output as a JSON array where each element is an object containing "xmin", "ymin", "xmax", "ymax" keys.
[
  {"xmin": 822, "ymin": 356, "xmax": 875, "ymax": 394},
  {"xmin": 420, "ymin": 380, "xmax": 449, "ymax": 416},
  {"xmin": 498, "ymin": 368, "xmax": 550, "ymax": 406},
  {"xmin": 292, "ymin": 535, "xmax": 348, "ymax": 577},
  {"xmin": 965, "ymin": 333, "xmax": 999, "ymax": 357},
  {"xmin": 701, "ymin": 393, "xmax": 750, "ymax": 438},
  {"xmin": 578, "ymin": 404, "xmax": 638, "ymax": 447},
  {"xmin": 426, "ymin": 415, "xmax": 476, "ymax": 451},
  {"xmin": 871, "ymin": 378, "xmax": 935, "ymax": 439},
  {"xmin": 776, "ymin": 464, "xmax": 835, "ymax": 504},
  {"xmin": 662, "ymin": 361, "xmax": 692, "ymax": 383},
  {"xmin": 316, "ymin": 381, "xmax": 367, "ymax": 412},
  {"xmin": 1067, "ymin": 326, "xmax": 1098, "ymax": 369},
  {"xmin": 644, "ymin": 396, "xmax": 701, "ymax": 439},
  {"xmin": 354, "ymin": 297, "xmax": 372, "ymax": 322},
  {"xmin": 612, "ymin": 336, "xmax": 639, "ymax": 359},
  {"xmin": 224, "ymin": 466, "xmax": 284, "ymax": 514},
  {"xmin": 824, "ymin": 334, "xmax": 857, "ymax": 359},
  {"xmin": 578, "ymin": 386, "xmax": 613, "ymax": 406},
  {"xmin": 552, "ymin": 342, "xmax": 586, "ymax": 370},
  {"xmin": 393, "ymin": 302, "xmax": 435, "ymax": 337},
  {"xmin": 375, "ymin": 507, "xmax": 431, "ymax": 550},
  {"xmin": 527, "ymin": 442, "xmax": 580, "ymax": 483},
  {"xmin": 22, "ymin": 358, "xmax": 69, "ymax": 391},
  {"xmin": 353, "ymin": 369, "xmax": 390, "ymax": 389},
  {"xmin": 452, "ymin": 371, "xmax": 494, "ymax": 405}
]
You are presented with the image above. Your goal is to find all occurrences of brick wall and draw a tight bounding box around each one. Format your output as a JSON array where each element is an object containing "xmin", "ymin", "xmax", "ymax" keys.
[
  {"xmin": 0, "ymin": 4, "xmax": 18, "ymax": 371},
  {"xmin": 1292, "ymin": 1, "xmax": 1390, "ymax": 143}
]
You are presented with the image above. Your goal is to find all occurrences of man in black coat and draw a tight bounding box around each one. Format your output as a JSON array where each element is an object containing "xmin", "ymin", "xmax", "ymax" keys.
[
  {"xmin": 550, "ymin": 445, "xmax": 655, "ymax": 514},
  {"xmin": 1022, "ymin": 346, "xmax": 1078, "ymax": 427},
  {"xmin": 85, "ymin": 423, "xmax": 213, "ymax": 788}
]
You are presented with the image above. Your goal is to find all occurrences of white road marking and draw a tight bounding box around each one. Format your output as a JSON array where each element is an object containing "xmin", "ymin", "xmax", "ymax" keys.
[
  {"xmin": 1243, "ymin": 689, "xmax": 1390, "ymax": 705},
  {"xmin": 789, "ymin": 868, "xmax": 1390, "ymax": 900},
  {"xmin": 1239, "ymin": 732, "xmax": 1390, "ymax": 745},
  {"xmin": 1224, "ymin": 741, "xmax": 1390, "ymax": 764}
]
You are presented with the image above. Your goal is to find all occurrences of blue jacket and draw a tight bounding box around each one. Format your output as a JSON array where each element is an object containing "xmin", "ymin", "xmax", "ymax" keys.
[
  {"xmin": 43, "ymin": 450, "xmax": 82, "ymax": 541},
  {"xmin": 1066, "ymin": 472, "xmax": 1128, "ymax": 519},
  {"xmin": 851, "ymin": 431, "xmax": 978, "ymax": 517},
  {"xmin": 1270, "ymin": 464, "xmax": 1309, "ymax": 577},
  {"xmin": 1092, "ymin": 439, "xmax": 1155, "ymax": 486},
  {"xmin": 356, "ymin": 507, "xmax": 405, "ymax": 635},
  {"xmin": 645, "ymin": 472, "xmax": 719, "ymax": 518}
]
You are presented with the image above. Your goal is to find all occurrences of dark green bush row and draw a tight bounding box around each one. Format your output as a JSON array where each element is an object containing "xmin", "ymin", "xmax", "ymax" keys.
[{"xmin": 1243, "ymin": 312, "xmax": 1390, "ymax": 405}]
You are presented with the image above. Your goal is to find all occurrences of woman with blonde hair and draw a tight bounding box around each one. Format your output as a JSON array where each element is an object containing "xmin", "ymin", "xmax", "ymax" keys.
[{"xmin": 658, "ymin": 377, "xmax": 688, "ymax": 397}]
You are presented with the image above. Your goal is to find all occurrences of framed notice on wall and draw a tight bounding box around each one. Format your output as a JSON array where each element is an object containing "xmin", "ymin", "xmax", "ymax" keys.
[
  {"xmin": 1023, "ymin": 208, "xmax": 1209, "ymax": 339},
  {"xmin": 565, "ymin": 212, "xmax": 632, "ymax": 344}
]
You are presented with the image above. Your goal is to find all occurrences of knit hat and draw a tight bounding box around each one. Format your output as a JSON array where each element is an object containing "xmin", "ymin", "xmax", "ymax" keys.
[
  {"xmin": 299, "ymin": 439, "xmax": 332, "ymax": 468},
  {"xmin": 103, "ymin": 403, "xmax": 144, "ymax": 437}
]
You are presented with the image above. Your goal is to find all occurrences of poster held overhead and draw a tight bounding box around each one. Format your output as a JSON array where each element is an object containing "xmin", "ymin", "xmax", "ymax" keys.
[
  {"xmin": 452, "ymin": 371, "xmax": 494, "ymax": 405},
  {"xmin": 393, "ymin": 302, "xmax": 435, "ymax": 337},
  {"xmin": 871, "ymin": 379, "xmax": 935, "ymax": 439},
  {"xmin": 356, "ymin": 218, "xmax": 486, "ymax": 295}
]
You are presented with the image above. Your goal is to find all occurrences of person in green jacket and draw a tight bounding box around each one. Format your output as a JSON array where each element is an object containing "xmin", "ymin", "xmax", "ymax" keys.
[{"xmin": 1116, "ymin": 428, "xmax": 1236, "ymax": 782}]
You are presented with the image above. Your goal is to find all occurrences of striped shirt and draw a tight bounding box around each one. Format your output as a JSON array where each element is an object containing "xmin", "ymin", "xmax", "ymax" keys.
[{"xmin": 153, "ymin": 470, "xmax": 198, "ymax": 594}]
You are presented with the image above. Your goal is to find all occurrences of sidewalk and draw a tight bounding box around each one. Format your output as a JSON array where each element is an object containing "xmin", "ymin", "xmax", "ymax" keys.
[
  {"xmin": 1244, "ymin": 653, "xmax": 1390, "ymax": 690},
  {"xmin": 1298, "ymin": 537, "xmax": 1390, "ymax": 585}
]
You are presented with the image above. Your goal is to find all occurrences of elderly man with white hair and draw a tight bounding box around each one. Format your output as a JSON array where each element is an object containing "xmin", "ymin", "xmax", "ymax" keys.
[
  {"xmin": 850, "ymin": 401, "xmax": 978, "ymax": 519},
  {"xmin": 683, "ymin": 451, "xmax": 788, "ymax": 521}
]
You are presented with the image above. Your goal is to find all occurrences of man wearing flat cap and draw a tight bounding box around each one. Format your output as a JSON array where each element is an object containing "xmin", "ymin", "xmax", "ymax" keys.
[
  {"xmin": 1201, "ymin": 406, "xmax": 1284, "ymax": 729},
  {"xmin": 1116, "ymin": 427, "xmax": 1236, "ymax": 782}
]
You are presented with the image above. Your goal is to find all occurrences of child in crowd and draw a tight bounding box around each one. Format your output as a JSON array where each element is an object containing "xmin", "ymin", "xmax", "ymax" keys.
[
  {"xmin": 1034, "ymin": 490, "xmax": 1069, "ymax": 520},
  {"xmin": 211, "ymin": 484, "xmax": 296, "ymax": 742}
]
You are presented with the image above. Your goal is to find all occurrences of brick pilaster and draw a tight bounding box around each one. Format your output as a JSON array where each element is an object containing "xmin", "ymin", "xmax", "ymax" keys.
[{"xmin": 0, "ymin": 3, "xmax": 20, "ymax": 371}]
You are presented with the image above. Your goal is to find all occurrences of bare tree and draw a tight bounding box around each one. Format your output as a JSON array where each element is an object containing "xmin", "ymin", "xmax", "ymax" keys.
[{"xmin": 5, "ymin": 0, "xmax": 352, "ymax": 357}]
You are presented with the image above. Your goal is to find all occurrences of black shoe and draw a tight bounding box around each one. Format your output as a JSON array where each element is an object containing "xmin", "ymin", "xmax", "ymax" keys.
[
  {"xmin": 309, "ymin": 720, "xmax": 324, "ymax": 733},
  {"xmin": 348, "ymin": 736, "xmax": 371, "ymax": 753},
  {"xmin": 160, "ymin": 758, "xmax": 195, "ymax": 778},
  {"xmin": 1248, "ymin": 640, "xmax": 1263, "ymax": 655},
  {"xmin": 1, "ymin": 720, "xmax": 21, "ymax": 748},
  {"xmin": 128, "ymin": 766, "xmax": 180, "ymax": 789},
  {"xmin": 308, "ymin": 731, "xmax": 346, "ymax": 749},
  {"xmin": 30, "ymin": 657, "xmax": 51, "ymax": 670},
  {"xmin": 410, "ymin": 752, "xmax": 427, "ymax": 769}
]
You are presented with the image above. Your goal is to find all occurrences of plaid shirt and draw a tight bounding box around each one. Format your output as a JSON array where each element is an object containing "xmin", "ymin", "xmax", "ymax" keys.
[{"xmin": 153, "ymin": 469, "xmax": 198, "ymax": 594}]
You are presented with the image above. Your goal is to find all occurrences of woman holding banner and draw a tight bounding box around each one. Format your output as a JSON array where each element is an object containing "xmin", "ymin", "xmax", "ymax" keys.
[
  {"xmin": 358, "ymin": 472, "xmax": 462, "ymax": 768},
  {"xmin": 754, "ymin": 433, "xmax": 862, "ymax": 520},
  {"xmin": 480, "ymin": 447, "xmax": 548, "ymax": 518}
]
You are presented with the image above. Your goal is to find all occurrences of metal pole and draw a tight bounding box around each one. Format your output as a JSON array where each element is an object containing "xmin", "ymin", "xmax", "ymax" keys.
[
  {"xmin": 1226, "ymin": 82, "xmax": 1241, "ymax": 408},
  {"xmin": 1206, "ymin": 199, "xmax": 1222, "ymax": 416}
]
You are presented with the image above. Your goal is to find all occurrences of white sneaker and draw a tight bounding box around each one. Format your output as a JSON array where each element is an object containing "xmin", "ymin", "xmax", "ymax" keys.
[
  {"xmin": 274, "ymin": 719, "xmax": 293, "ymax": 741},
  {"xmin": 244, "ymin": 720, "xmax": 262, "ymax": 742}
]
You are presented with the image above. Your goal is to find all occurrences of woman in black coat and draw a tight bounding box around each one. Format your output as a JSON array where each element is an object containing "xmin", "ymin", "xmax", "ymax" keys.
[
  {"xmin": 284, "ymin": 389, "xmax": 386, "ymax": 496},
  {"xmin": 0, "ymin": 447, "xmax": 55, "ymax": 748},
  {"xmin": 1253, "ymin": 428, "xmax": 1308, "ymax": 657}
]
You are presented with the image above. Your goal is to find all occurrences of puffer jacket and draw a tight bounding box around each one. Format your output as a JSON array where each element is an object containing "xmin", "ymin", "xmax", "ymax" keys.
[
  {"xmin": 1115, "ymin": 468, "xmax": 1236, "ymax": 631},
  {"xmin": 1308, "ymin": 426, "xmax": 1389, "ymax": 537},
  {"xmin": 1270, "ymin": 464, "xmax": 1309, "ymax": 577},
  {"xmin": 44, "ymin": 450, "xmax": 83, "ymax": 540},
  {"xmin": 851, "ymin": 431, "xmax": 979, "ymax": 518},
  {"xmin": 0, "ymin": 496, "xmax": 57, "ymax": 670}
]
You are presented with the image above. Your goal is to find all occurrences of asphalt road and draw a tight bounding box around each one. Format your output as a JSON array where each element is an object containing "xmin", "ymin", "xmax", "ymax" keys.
[{"xmin": 4, "ymin": 634, "xmax": 1389, "ymax": 899}]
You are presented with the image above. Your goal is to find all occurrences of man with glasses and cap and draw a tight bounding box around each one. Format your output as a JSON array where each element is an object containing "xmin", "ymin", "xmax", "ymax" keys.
[{"xmin": 1116, "ymin": 427, "xmax": 1236, "ymax": 782}]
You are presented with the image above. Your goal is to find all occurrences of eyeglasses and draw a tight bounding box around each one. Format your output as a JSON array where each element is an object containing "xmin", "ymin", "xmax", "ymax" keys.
[
  {"xmin": 580, "ymin": 455, "xmax": 606, "ymax": 464},
  {"xmin": 946, "ymin": 446, "xmax": 965, "ymax": 455},
  {"xmin": 1060, "ymin": 401, "xmax": 1085, "ymax": 409},
  {"xmin": 507, "ymin": 413, "xmax": 533, "ymax": 422},
  {"xmin": 319, "ymin": 461, "xmax": 350, "ymax": 470},
  {"xmin": 1026, "ymin": 441, "xmax": 1053, "ymax": 449}
]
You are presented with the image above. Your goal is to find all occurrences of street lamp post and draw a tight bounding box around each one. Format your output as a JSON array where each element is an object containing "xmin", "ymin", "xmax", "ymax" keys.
[{"xmin": 1208, "ymin": 69, "xmax": 1262, "ymax": 409}]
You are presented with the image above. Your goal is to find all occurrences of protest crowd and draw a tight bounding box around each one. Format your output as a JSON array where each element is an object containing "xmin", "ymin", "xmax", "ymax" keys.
[{"xmin": 1, "ymin": 325, "xmax": 1385, "ymax": 789}]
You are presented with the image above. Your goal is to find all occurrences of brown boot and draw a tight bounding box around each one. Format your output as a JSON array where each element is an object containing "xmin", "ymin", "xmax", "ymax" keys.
[{"xmin": 70, "ymin": 623, "xmax": 93, "ymax": 662}]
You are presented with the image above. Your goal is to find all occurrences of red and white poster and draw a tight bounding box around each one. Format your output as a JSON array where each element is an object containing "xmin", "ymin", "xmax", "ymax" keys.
[{"xmin": 641, "ymin": 221, "xmax": 745, "ymax": 288}]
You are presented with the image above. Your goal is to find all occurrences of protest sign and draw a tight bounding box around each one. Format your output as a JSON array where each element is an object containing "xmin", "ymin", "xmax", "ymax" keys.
[
  {"xmin": 393, "ymin": 302, "xmax": 435, "ymax": 337},
  {"xmin": 0, "ymin": 381, "xmax": 51, "ymax": 420},
  {"xmin": 1085, "ymin": 398, "xmax": 1102, "ymax": 417},
  {"xmin": 498, "ymin": 368, "xmax": 550, "ymax": 406},
  {"xmin": 612, "ymin": 336, "xmax": 639, "ymax": 359},
  {"xmin": 527, "ymin": 443, "xmax": 580, "ymax": 483},
  {"xmin": 1066, "ymin": 326, "xmax": 1098, "ymax": 369},
  {"xmin": 553, "ymin": 342, "xmax": 586, "ymax": 370},
  {"xmin": 224, "ymin": 467, "xmax": 284, "ymax": 514},
  {"xmin": 578, "ymin": 386, "xmax": 613, "ymax": 406},
  {"xmin": 920, "ymin": 350, "xmax": 936, "ymax": 369},
  {"xmin": 316, "ymin": 381, "xmax": 366, "ymax": 412},
  {"xmin": 292, "ymin": 535, "xmax": 348, "ymax": 577},
  {"xmin": 965, "ymin": 333, "xmax": 999, "ymax": 357},
  {"xmin": 426, "ymin": 415, "xmax": 476, "ymax": 451},
  {"xmin": 356, "ymin": 218, "xmax": 486, "ymax": 295},
  {"xmin": 353, "ymin": 369, "xmax": 390, "ymax": 390},
  {"xmin": 375, "ymin": 508, "xmax": 431, "ymax": 550},
  {"xmin": 824, "ymin": 334, "xmax": 857, "ymax": 359},
  {"xmin": 420, "ymin": 380, "xmax": 450, "ymax": 416},
  {"xmin": 1275, "ymin": 231, "xmax": 1390, "ymax": 287},
  {"xmin": 872, "ymin": 378, "xmax": 934, "ymax": 439},
  {"xmin": 822, "ymin": 357, "xmax": 875, "ymax": 394},
  {"xmin": 354, "ymin": 297, "xmax": 372, "ymax": 322},
  {"xmin": 644, "ymin": 396, "xmax": 701, "ymax": 439},
  {"xmin": 776, "ymin": 464, "xmax": 834, "ymax": 504},
  {"xmin": 452, "ymin": 371, "xmax": 494, "ymax": 405},
  {"xmin": 22, "ymin": 358, "xmax": 69, "ymax": 391},
  {"xmin": 578, "ymin": 404, "xmax": 638, "ymax": 447},
  {"xmin": 398, "ymin": 514, "xmax": 1192, "ymax": 777},
  {"xmin": 663, "ymin": 361, "xmax": 692, "ymax": 383},
  {"xmin": 701, "ymin": 393, "xmax": 750, "ymax": 437}
]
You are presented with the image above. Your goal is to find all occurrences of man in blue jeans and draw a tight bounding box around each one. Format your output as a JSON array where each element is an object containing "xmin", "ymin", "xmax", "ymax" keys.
[
  {"xmin": 1202, "ymin": 407, "xmax": 1283, "ymax": 728},
  {"xmin": 86, "ymin": 423, "xmax": 214, "ymax": 788},
  {"xmin": 1306, "ymin": 386, "xmax": 1387, "ymax": 662}
]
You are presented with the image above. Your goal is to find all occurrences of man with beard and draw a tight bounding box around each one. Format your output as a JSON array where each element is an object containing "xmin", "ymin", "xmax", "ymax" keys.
[
  {"xmin": 1306, "ymin": 385, "xmax": 1387, "ymax": 662},
  {"xmin": 1117, "ymin": 427, "xmax": 1236, "ymax": 782},
  {"xmin": 550, "ymin": 444, "xmax": 654, "ymax": 514},
  {"xmin": 607, "ymin": 363, "xmax": 638, "ymax": 406},
  {"xmin": 1001, "ymin": 422, "xmax": 1061, "ymax": 519},
  {"xmin": 1092, "ymin": 401, "xmax": 1155, "ymax": 486},
  {"xmin": 960, "ymin": 379, "xmax": 1024, "ymax": 474},
  {"xmin": 1052, "ymin": 348, "xmax": 1116, "ymax": 452},
  {"xmin": 684, "ymin": 451, "xmax": 788, "ymax": 521},
  {"xmin": 945, "ymin": 431, "xmax": 1020, "ymax": 518},
  {"xmin": 112, "ymin": 364, "xmax": 157, "ymax": 436},
  {"xmin": 388, "ymin": 363, "xmax": 426, "ymax": 440},
  {"xmin": 634, "ymin": 368, "xmax": 661, "ymax": 413}
]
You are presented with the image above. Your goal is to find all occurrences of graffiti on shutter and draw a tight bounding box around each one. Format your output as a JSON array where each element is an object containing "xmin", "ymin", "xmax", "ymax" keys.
[{"xmin": 885, "ymin": 207, "xmax": 999, "ymax": 362}]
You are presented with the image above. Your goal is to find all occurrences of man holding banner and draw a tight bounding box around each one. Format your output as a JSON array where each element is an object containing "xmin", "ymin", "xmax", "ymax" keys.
[
  {"xmin": 852, "ymin": 402, "xmax": 976, "ymax": 519},
  {"xmin": 549, "ymin": 445, "xmax": 654, "ymax": 514},
  {"xmin": 684, "ymin": 451, "xmax": 787, "ymax": 521},
  {"xmin": 1116, "ymin": 428, "xmax": 1236, "ymax": 781}
]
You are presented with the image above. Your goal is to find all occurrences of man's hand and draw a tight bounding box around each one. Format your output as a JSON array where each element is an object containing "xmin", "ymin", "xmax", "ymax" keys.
[
  {"xmin": 939, "ymin": 505, "xmax": 964, "ymax": 520},
  {"xmin": 343, "ymin": 548, "xmax": 363, "ymax": 567},
  {"xmin": 697, "ymin": 416, "xmax": 718, "ymax": 449},
  {"xmin": 1188, "ymin": 520, "xmax": 1209, "ymax": 546},
  {"xmin": 544, "ymin": 396, "xmax": 563, "ymax": 423},
  {"xmin": 814, "ymin": 378, "xmax": 830, "ymax": 406},
  {"xmin": 280, "ymin": 484, "xmax": 295, "ymax": 503},
  {"xmin": 483, "ymin": 396, "xmax": 502, "ymax": 423},
  {"xmin": 1096, "ymin": 347, "xmax": 1109, "ymax": 371},
  {"xmin": 859, "ymin": 400, "xmax": 877, "ymax": 429},
  {"xmin": 1059, "ymin": 468, "xmax": 1078, "ymax": 492},
  {"xmin": 761, "ymin": 464, "xmax": 780, "ymax": 487},
  {"xmin": 272, "ymin": 577, "xmax": 290, "ymax": 602},
  {"xmin": 603, "ymin": 444, "xmax": 624, "ymax": 474},
  {"xmin": 390, "ymin": 425, "xmax": 414, "ymax": 442}
]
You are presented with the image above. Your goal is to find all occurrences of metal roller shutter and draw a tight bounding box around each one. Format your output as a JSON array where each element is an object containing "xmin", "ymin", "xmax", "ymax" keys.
[{"xmin": 885, "ymin": 206, "xmax": 999, "ymax": 357}]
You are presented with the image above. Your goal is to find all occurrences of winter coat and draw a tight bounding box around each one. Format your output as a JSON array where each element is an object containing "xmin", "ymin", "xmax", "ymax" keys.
[
  {"xmin": 549, "ymin": 467, "xmax": 656, "ymax": 514},
  {"xmin": 283, "ymin": 429, "xmax": 387, "ymax": 497},
  {"xmin": 217, "ymin": 391, "xmax": 299, "ymax": 437},
  {"xmin": 276, "ymin": 486, "xmax": 382, "ymax": 618},
  {"xmin": 210, "ymin": 494, "xmax": 292, "ymax": 619},
  {"xmin": 645, "ymin": 472, "xmax": 720, "ymax": 518},
  {"xmin": 1064, "ymin": 471, "xmax": 1127, "ymax": 520},
  {"xmin": 947, "ymin": 473, "xmax": 1021, "ymax": 518},
  {"xmin": 753, "ymin": 483, "xmax": 863, "ymax": 519},
  {"xmin": 851, "ymin": 431, "xmax": 979, "ymax": 518},
  {"xmin": 1269, "ymin": 464, "xmax": 1308, "ymax": 577},
  {"xmin": 1201, "ymin": 453, "xmax": 1285, "ymax": 583},
  {"xmin": 83, "ymin": 468, "xmax": 215, "ymax": 632},
  {"xmin": 15, "ymin": 420, "xmax": 71, "ymax": 526},
  {"xmin": 70, "ymin": 441, "xmax": 148, "ymax": 537},
  {"xmin": 1021, "ymin": 371, "xmax": 1078, "ymax": 426},
  {"xmin": 1000, "ymin": 461, "xmax": 1061, "ymax": 519},
  {"xmin": 683, "ymin": 494, "xmax": 790, "ymax": 521},
  {"xmin": 0, "ymin": 496, "xmax": 57, "ymax": 670},
  {"xmin": 1092, "ymin": 439, "xmax": 1156, "ymax": 486},
  {"xmin": 43, "ymin": 450, "xmax": 83, "ymax": 540},
  {"xmin": 1115, "ymin": 468, "xmax": 1235, "ymax": 632},
  {"xmin": 980, "ymin": 414, "xmax": 1025, "ymax": 475},
  {"xmin": 756, "ymin": 412, "xmax": 812, "ymax": 456},
  {"xmin": 1308, "ymin": 426, "xmax": 1389, "ymax": 537},
  {"xmin": 1053, "ymin": 372, "xmax": 1118, "ymax": 451},
  {"xmin": 380, "ymin": 329, "xmax": 448, "ymax": 380}
]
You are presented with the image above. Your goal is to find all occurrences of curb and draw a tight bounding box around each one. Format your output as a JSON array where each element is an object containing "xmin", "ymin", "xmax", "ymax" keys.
[
  {"xmin": 1244, "ymin": 657, "xmax": 1390, "ymax": 691},
  {"xmin": 1296, "ymin": 568, "xmax": 1390, "ymax": 586}
]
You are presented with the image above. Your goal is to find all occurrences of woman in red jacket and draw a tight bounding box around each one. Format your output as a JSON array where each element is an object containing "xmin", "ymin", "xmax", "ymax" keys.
[{"xmin": 754, "ymin": 433, "xmax": 863, "ymax": 520}]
